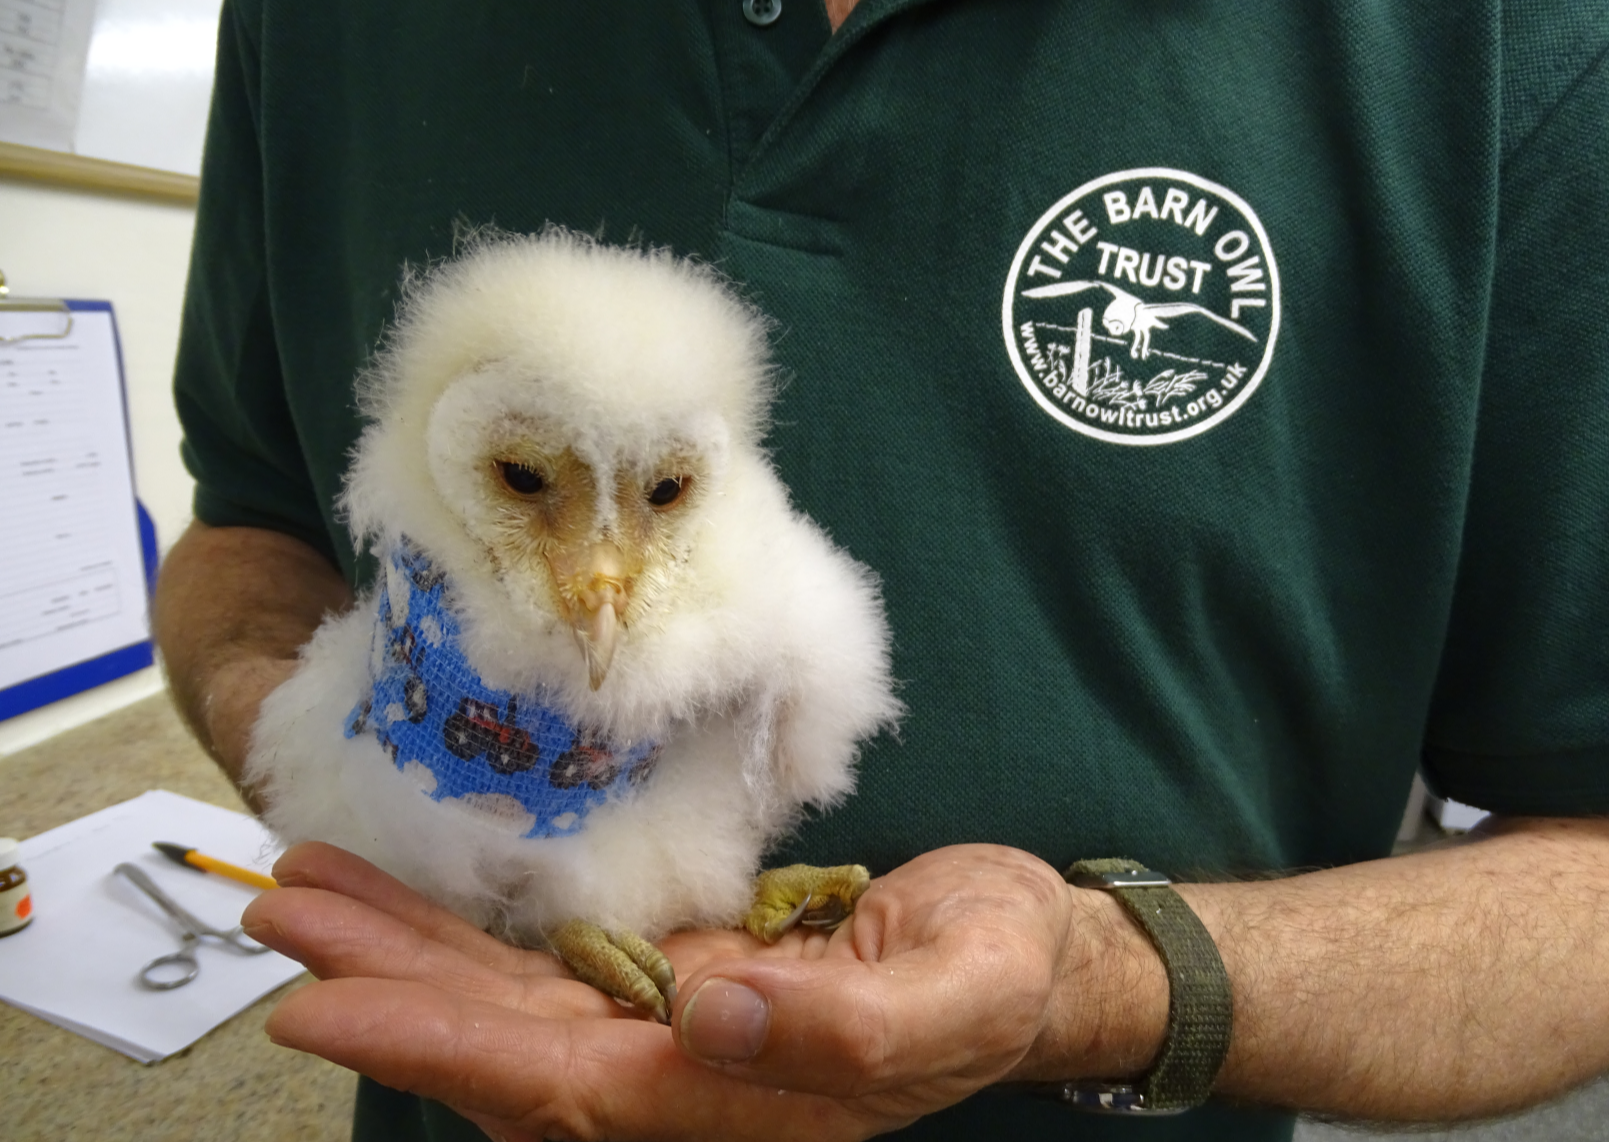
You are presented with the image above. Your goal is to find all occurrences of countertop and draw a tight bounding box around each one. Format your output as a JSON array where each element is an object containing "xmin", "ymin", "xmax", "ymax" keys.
[{"xmin": 1, "ymin": 693, "xmax": 355, "ymax": 1142}]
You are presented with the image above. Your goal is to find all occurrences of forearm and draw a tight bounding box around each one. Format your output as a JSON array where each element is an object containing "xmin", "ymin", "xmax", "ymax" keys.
[
  {"xmin": 153, "ymin": 521, "xmax": 352, "ymax": 795},
  {"xmin": 1021, "ymin": 817, "xmax": 1609, "ymax": 1121}
]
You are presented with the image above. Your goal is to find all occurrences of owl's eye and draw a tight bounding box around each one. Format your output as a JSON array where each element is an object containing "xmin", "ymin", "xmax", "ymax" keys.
[
  {"xmin": 498, "ymin": 462, "xmax": 545, "ymax": 495},
  {"xmin": 648, "ymin": 476, "xmax": 686, "ymax": 508}
]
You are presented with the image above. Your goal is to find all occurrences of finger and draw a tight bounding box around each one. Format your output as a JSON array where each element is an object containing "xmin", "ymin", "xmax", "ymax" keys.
[
  {"xmin": 267, "ymin": 977, "xmax": 879, "ymax": 1142},
  {"xmin": 243, "ymin": 884, "xmax": 619, "ymax": 1020},
  {"xmin": 655, "ymin": 926, "xmax": 807, "ymax": 980},
  {"xmin": 268, "ymin": 841, "xmax": 522, "ymax": 968},
  {"xmin": 670, "ymin": 930, "xmax": 1050, "ymax": 1100}
]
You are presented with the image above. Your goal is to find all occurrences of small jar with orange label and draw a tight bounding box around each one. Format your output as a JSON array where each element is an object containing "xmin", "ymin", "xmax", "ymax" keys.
[{"xmin": 0, "ymin": 838, "xmax": 32, "ymax": 936}]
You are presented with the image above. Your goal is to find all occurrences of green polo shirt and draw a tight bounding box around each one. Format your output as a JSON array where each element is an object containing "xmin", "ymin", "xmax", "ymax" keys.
[{"xmin": 175, "ymin": 1, "xmax": 1609, "ymax": 1138}]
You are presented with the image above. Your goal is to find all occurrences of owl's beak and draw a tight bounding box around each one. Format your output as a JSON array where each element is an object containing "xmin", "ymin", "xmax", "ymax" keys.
[
  {"xmin": 577, "ymin": 595, "xmax": 620, "ymax": 690},
  {"xmin": 549, "ymin": 542, "xmax": 630, "ymax": 690}
]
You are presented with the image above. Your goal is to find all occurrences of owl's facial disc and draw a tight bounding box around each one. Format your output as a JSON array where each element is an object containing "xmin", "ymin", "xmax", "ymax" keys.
[{"xmin": 481, "ymin": 439, "xmax": 704, "ymax": 690}]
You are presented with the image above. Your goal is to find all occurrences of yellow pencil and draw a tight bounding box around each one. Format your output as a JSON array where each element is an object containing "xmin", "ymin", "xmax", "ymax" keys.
[{"xmin": 153, "ymin": 842, "xmax": 278, "ymax": 891}]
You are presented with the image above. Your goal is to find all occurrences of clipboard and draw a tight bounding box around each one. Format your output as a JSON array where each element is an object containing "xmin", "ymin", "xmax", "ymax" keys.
[{"xmin": 0, "ymin": 275, "xmax": 159, "ymax": 721}]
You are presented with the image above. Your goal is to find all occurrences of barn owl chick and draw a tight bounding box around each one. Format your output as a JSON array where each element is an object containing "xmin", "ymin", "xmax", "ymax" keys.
[{"xmin": 246, "ymin": 230, "xmax": 900, "ymax": 1020}]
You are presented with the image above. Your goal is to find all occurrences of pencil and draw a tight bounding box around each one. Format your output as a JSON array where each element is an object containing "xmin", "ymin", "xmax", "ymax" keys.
[{"xmin": 152, "ymin": 842, "xmax": 278, "ymax": 891}]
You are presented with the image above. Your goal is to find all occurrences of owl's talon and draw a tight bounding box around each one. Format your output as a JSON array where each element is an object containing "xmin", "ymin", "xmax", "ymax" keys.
[
  {"xmin": 798, "ymin": 895, "xmax": 852, "ymax": 929},
  {"xmin": 550, "ymin": 918, "xmax": 676, "ymax": 1023},
  {"xmin": 745, "ymin": 864, "xmax": 871, "ymax": 944},
  {"xmin": 778, "ymin": 893, "xmax": 813, "ymax": 935}
]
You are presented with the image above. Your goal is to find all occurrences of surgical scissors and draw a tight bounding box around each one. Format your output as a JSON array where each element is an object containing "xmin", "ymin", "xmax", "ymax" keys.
[{"xmin": 113, "ymin": 861, "xmax": 272, "ymax": 990}]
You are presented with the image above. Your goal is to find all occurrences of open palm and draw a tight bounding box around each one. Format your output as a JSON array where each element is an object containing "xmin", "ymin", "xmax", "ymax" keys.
[{"xmin": 242, "ymin": 841, "xmax": 1098, "ymax": 1142}]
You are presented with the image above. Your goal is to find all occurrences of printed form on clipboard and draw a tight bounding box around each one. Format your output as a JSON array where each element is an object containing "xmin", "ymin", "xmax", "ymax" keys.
[{"xmin": 0, "ymin": 300, "xmax": 154, "ymax": 719}]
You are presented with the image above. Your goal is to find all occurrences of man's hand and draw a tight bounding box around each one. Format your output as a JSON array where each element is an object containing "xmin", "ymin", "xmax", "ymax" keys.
[
  {"xmin": 155, "ymin": 522, "xmax": 352, "ymax": 800},
  {"xmin": 242, "ymin": 841, "xmax": 1164, "ymax": 1142},
  {"xmin": 244, "ymin": 818, "xmax": 1609, "ymax": 1138}
]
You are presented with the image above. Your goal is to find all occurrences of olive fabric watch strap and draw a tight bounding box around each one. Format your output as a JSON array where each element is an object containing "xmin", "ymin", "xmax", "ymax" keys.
[{"xmin": 1045, "ymin": 858, "xmax": 1234, "ymax": 1114}]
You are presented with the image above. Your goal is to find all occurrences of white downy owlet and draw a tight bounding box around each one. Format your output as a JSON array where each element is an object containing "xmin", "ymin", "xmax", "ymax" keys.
[{"xmin": 246, "ymin": 229, "xmax": 900, "ymax": 1019}]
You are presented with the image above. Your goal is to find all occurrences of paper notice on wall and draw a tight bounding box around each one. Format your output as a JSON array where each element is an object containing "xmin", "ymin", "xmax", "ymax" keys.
[
  {"xmin": 73, "ymin": 0, "xmax": 223, "ymax": 176},
  {"xmin": 0, "ymin": 0, "xmax": 97, "ymax": 151},
  {"xmin": 0, "ymin": 303, "xmax": 150, "ymax": 700}
]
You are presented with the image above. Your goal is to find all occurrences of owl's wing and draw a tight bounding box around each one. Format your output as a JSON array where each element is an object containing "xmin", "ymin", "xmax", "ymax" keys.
[
  {"xmin": 1141, "ymin": 302, "xmax": 1257, "ymax": 342},
  {"xmin": 1020, "ymin": 279, "xmax": 1129, "ymax": 302}
]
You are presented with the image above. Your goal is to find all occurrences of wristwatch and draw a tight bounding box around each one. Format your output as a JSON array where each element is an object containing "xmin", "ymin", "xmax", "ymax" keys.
[{"xmin": 1034, "ymin": 858, "xmax": 1233, "ymax": 1114}]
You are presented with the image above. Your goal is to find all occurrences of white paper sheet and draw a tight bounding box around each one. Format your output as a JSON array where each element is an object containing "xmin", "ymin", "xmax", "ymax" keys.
[
  {"xmin": 0, "ymin": 790, "xmax": 305, "ymax": 1063},
  {"xmin": 74, "ymin": 0, "xmax": 223, "ymax": 176},
  {"xmin": 0, "ymin": 305, "xmax": 150, "ymax": 697},
  {"xmin": 0, "ymin": 0, "xmax": 97, "ymax": 151}
]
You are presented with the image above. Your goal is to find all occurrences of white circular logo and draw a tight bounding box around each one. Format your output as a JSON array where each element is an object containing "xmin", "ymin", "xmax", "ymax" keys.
[{"xmin": 1003, "ymin": 168, "xmax": 1280, "ymax": 445}]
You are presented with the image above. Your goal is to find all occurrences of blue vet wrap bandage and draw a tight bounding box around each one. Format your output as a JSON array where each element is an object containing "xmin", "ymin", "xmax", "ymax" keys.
[{"xmin": 345, "ymin": 539, "xmax": 660, "ymax": 839}]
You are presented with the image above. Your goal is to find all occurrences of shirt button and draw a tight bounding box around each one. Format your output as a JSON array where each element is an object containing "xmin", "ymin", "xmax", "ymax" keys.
[{"xmin": 743, "ymin": 0, "xmax": 782, "ymax": 26}]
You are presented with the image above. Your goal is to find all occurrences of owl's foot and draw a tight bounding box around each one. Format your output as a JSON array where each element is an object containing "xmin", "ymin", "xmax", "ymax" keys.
[
  {"xmin": 550, "ymin": 919, "xmax": 677, "ymax": 1024},
  {"xmin": 745, "ymin": 863, "xmax": 872, "ymax": 944}
]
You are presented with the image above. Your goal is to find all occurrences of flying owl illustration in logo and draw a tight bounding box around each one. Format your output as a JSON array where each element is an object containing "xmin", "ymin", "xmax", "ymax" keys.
[{"xmin": 1023, "ymin": 279, "xmax": 1257, "ymax": 359}]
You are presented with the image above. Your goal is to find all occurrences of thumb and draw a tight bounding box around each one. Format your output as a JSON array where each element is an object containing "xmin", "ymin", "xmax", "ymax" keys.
[{"xmin": 671, "ymin": 952, "xmax": 1028, "ymax": 1099}]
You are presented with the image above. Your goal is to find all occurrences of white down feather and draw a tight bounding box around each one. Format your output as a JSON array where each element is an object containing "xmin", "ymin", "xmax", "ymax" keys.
[{"xmin": 246, "ymin": 229, "xmax": 901, "ymax": 944}]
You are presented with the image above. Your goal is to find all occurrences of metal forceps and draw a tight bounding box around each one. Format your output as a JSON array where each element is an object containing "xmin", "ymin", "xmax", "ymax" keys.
[{"xmin": 114, "ymin": 862, "xmax": 272, "ymax": 990}]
